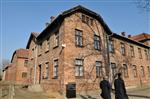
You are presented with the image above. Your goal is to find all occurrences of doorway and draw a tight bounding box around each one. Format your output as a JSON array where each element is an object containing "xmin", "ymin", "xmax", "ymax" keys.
[{"xmin": 39, "ymin": 65, "xmax": 42, "ymax": 84}]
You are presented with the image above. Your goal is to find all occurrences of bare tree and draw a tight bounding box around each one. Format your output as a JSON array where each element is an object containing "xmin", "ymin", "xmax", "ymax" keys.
[
  {"xmin": 137, "ymin": 0, "xmax": 150, "ymax": 11},
  {"xmin": 0, "ymin": 59, "xmax": 10, "ymax": 70}
]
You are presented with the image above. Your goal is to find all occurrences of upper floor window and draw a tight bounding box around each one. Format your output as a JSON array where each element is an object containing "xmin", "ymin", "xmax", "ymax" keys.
[
  {"xmin": 94, "ymin": 35, "xmax": 101, "ymax": 51},
  {"xmin": 75, "ymin": 29, "xmax": 83, "ymax": 47},
  {"xmin": 54, "ymin": 32, "xmax": 59, "ymax": 48},
  {"xmin": 109, "ymin": 39, "xmax": 115, "ymax": 53},
  {"xmin": 38, "ymin": 43, "xmax": 42, "ymax": 54},
  {"xmin": 130, "ymin": 45, "xmax": 135, "ymax": 57},
  {"xmin": 45, "ymin": 38, "xmax": 50, "ymax": 52},
  {"xmin": 132, "ymin": 65, "xmax": 137, "ymax": 77},
  {"xmin": 144, "ymin": 50, "xmax": 148, "ymax": 60},
  {"xmin": 138, "ymin": 48, "xmax": 142, "ymax": 59},
  {"xmin": 32, "ymin": 48, "xmax": 34, "ymax": 58},
  {"xmin": 24, "ymin": 60, "xmax": 28, "ymax": 67},
  {"xmin": 53, "ymin": 59, "xmax": 58, "ymax": 79},
  {"xmin": 141, "ymin": 66, "xmax": 145, "ymax": 77},
  {"xmin": 75, "ymin": 59, "xmax": 84, "ymax": 77},
  {"xmin": 123, "ymin": 64, "xmax": 128, "ymax": 78},
  {"xmin": 120, "ymin": 42, "xmax": 125, "ymax": 55},
  {"xmin": 111, "ymin": 63, "xmax": 117, "ymax": 78},
  {"xmin": 22, "ymin": 72, "xmax": 27, "ymax": 78},
  {"xmin": 96, "ymin": 61, "xmax": 102, "ymax": 77}
]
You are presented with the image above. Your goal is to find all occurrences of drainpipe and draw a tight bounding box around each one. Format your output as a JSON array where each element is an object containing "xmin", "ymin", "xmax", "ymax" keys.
[
  {"xmin": 33, "ymin": 40, "xmax": 37, "ymax": 84},
  {"xmin": 106, "ymin": 33, "xmax": 113, "ymax": 83}
]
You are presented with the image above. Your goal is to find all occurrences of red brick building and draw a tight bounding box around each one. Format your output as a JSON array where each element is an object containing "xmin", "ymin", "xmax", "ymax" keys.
[
  {"xmin": 129, "ymin": 33, "xmax": 150, "ymax": 46},
  {"xmin": 3, "ymin": 49, "xmax": 29, "ymax": 84},
  {"xmin": 4, "ymin": 5, "xmax": 150, "ymax": 95},
  {"xmin": 26, "ymin": 5, "xmax": 150, "ymax": 94}
]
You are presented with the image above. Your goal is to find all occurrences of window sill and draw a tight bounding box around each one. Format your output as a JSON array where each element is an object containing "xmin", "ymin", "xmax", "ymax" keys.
[
  {"xmin": 53, "ymin": 45, "xmax": 59, "ymax": 49},
  {"xmin": 75, "ymin": 76, "xmax": 84, "ymax": 79},
  {"xmin": 45, "ymin": 49, "xmax": 49, "ymax": 53}
]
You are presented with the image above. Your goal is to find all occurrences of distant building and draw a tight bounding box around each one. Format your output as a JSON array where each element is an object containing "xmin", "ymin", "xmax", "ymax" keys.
[
  {"xmin": 129, "ymin": 33, "xmax": 150, "ymax": 46},
  {"xmin": 3, "ymin": 49, "xmax": 29, "ymax": 84}
]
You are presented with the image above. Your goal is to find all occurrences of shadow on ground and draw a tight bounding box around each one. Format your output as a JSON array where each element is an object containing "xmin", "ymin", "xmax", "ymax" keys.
[{"xmin": 128, "ymin": 94, "xmax": 150, "ymax": 99}]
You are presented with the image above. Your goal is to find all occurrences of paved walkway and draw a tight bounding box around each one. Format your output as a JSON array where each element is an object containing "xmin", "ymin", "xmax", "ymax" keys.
[{"xmin": 70, "ymin": 86, "xmax": 150, "ymax": 99}]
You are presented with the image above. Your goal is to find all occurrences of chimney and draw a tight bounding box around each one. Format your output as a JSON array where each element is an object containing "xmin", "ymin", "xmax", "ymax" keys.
[
  {"xmin": 50, "ymin": 16, "xmax": 55, "ymax": 22},
  {"xmin": 121, "ymin": 32, "xmax": 126, "ymax": 36},
  {"xmin": 128, "ymin": 35, "xmax": 131, "ymax": 38},
  {"xmin": 45, "ymin": 22, "xmax": 49, "ymax": 27}
]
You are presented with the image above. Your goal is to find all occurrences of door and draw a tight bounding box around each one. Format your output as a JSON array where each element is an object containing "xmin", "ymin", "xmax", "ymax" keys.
[{"xmin": 39, "ymin": 65, "xmax": 41, "ymax": 84}]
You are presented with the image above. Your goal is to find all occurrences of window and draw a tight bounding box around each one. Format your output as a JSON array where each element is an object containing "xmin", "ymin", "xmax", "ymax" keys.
[
  {"xmin": 94, "ymin": 35, "xmax": 101, "ymax": 50},
  {"xmin": 120, "ymin": 42, "xmax": 125, "ymax": 55},
  {"xmin": 53, "ymin": 60, "xmax": 58, "ymax": 78},
  {"xmin": 22, "ymin": 72, "xmax": 27, "ymax": 78},
  {"xmin": 138, "ymin": 48, "xmax": 142, "ymax": 59},
  {"xmin": 24, "ymin": 60, "xmax": 28, "ymax": 67},
  {"xmin": 54, "ymin": 32, "xmax": 59, "ymax": 47},
  {"xmin": 141, "ymin": 66, "xmax": 145, "ymax": 77},
  {"xmin": 45, "ymin": 38, "xmax": 50, "ymax": 52},
  {"xmin": 111, "ymin": 63, "xmax": 117, "ymax": 78},
  {"xmin": 123, "ymin": 64, "xmax": 128, "ymax": 77},
  {"xmin": 86, "ymin": 16, "xmax": 89, "ymax": 25},
  {"xmin": 75, "ymin": 29, "xmax": 83, "ymax": 47},
  {"xmin": 147, "ymin": 66, "xmax": 150, "ymax": 77},
  {"xmin": 82, "ymin": 14, "xmax": 86, "ymax": 23},
  {"xmin": 130, "ymin": 45, "xmax": 135, "ymax": 57},
  {"xmin": 75, "ymin": 59, "xmax": 84, "ymax": 77},
  {"xmin": 43, "ymin": 63, "xmax": 49, "ymax": 79},
  {"xmin": 144, "ymin": 50, "xmax": 148, "ymax": 60},
  {"xmin": 96, "ymin": 61, "xmax": 102, "ymax": 77},
  {"xmin": 81, "ymin": 14, "xmax": 94, "ymax": 26},
  {"xmin": 132, "ymin": 65, "xmax": 137, "ymax": 77},
  {"xmin": 38, "ymin": 44, "xmax": 42, "ymax": 54},
  {"xmin": 109, "ymin": 39, "xmax": 115, "ymax": 53},
  {"xmin": 32, "ymin": 48, "xmax": 34, "ymax": 58},
  {"xmin": 90, "ymin": 18, "xmax": 93, "ymax": 26}
]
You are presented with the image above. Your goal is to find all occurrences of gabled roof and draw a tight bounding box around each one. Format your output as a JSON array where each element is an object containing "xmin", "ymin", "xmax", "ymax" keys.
[
  {"xmin": 37, "ymin": 5, "xmax": 112, "ymax": 41},
  {"xmin": 129, "ymin": 33, "xmax": 150, "ymax": 42},
  {"xmin": 112, "ymin": 33, "xmax": 150, "ymax": 49},
  {"xmin": 11, "ymin": 48, "xmax": 29, "ymax": 63},
  {"xmin": 26, "ymin": 32, "xmax": 39, "ymax": 49}
]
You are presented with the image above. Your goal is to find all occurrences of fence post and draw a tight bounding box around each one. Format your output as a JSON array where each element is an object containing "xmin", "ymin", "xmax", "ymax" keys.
[
  {"xmin": 9, "ymin": 85, "xmax": 13, "ymax": 99},
  {"xmin": 0, "ymin": 88, "xmax": 2, "ymax": 99}
]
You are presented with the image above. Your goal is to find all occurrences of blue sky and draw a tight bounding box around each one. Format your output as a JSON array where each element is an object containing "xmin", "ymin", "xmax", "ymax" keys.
[{"xmin": 0, "ymin": 0, "xmax": 150, "ymax": 64}]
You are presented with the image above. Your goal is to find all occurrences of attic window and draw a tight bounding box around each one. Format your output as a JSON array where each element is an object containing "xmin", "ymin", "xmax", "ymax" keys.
[
  {"xmin": 82, "ymin": 14, "xmax": 86, "ymax": 22},
  {"xmin": 81, "ymin": 14, "xmax": 94, "ymax": 26}
]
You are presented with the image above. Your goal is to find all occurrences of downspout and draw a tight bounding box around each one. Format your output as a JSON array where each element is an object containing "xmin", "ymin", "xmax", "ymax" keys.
[
  {"xmin": 106, "ymin": 33, "xmax": 113, "ymax": 83},
  {"xmin": 33, "ymin": 39, "xmax": 37, "ymax": 84}
]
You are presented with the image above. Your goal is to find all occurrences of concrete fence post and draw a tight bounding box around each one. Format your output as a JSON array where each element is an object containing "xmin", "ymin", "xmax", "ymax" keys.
[
  {"xmin": 9, "ymin": 85, "xmax": 13, "ymax": 99},
  {"xmin": 0, "ymin": 88, "xmax": 2, "ymax": 99}
]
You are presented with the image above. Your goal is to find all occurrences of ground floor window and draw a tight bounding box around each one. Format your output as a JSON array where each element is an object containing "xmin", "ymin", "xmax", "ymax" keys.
[
  {"xmin": 111, "ymin": 62, "xmax": 117, "ymax": 78},
  {"xmin": 96, "ymin": 61, "xmax": 102, "ymax": 77},
  {"xmin": 53, "ymin": 59, "xmax": 58, "ymax": 79},
  {"xmin": 147, "ymin": 66, "xmax": 150, "ymax": 77},
  {"xmin": 75, "ymin": 59, "xmax": 84, "ymax": 77},
  {"xmin": 141, "ymin": 66, "xmax": 145, "ymax": 77},
  {"xmin": 132, "ymin": 65, "xmax": 137, "ymax": 77},
  {"xmin": 123, "ymin": 64, "xmax": 128, "ymax": 78}
]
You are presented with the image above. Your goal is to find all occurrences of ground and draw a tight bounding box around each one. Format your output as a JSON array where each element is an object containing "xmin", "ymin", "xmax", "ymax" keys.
[{"xmin": 0, "ymin": 81, "xmax": 150, "ymax": 99}]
